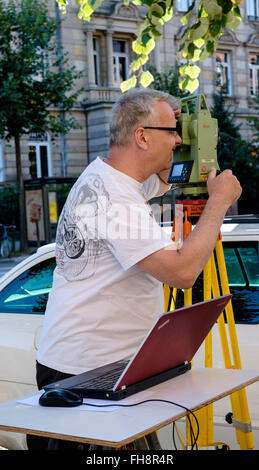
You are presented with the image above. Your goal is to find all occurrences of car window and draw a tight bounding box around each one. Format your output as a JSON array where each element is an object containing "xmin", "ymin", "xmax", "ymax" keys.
[
  {"xmin": 168, "ymin": 242, "xmax": 259, "ymax": 325},
  {"xmin": 223, "ymin": 248, "xmax": 246, "ymax": 286},
  {"xmin": 238, "ymin": 247, "xmax": 259, "ymax": 287},
  {"xmin": 224, "ymin": 246, "xmax": 259, "ymax": 288},
  {"xmin": 223, "ymin": 243, "xmax": 259, "ymax": 324},
  {"xmin": 0, "ymin": 258, "xmax": 56, "ymax": 314}
]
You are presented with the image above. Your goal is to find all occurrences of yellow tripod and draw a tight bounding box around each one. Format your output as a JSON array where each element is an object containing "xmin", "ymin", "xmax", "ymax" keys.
[{"xmin": 164, "ymin": 200, "xmax": 254, "ymax": 450}]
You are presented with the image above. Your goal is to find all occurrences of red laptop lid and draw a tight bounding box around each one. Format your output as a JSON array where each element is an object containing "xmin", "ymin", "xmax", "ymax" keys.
[{"xmin": 114, "ymin": 294, "xmax": 232, "ymax": 391}]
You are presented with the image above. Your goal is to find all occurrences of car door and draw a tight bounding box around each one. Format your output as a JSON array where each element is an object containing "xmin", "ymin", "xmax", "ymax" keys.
[{"xmin": 0, "ymin": 257, "xmax": 56, "ymax": 401}]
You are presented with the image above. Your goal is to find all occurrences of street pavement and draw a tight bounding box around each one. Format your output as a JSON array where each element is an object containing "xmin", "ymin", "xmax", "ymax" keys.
[{"xmin": 0, "ymin": 255, "xmax": 30, "ymax": 279}]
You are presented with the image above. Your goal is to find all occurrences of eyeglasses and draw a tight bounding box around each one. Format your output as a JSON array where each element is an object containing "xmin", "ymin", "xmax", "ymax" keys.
[{"xmin": 143, "ymin": 122, "xmax": 182, "ymax": 138}]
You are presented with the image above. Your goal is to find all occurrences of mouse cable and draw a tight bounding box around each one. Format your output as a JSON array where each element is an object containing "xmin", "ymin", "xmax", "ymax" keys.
[
  {"xmin": 82, "ymin": 398, "xmax": 199, "ymax": 450},
  {"xmin": 172, "ymin": 415, "xmax": 197, "ymax": 450}
]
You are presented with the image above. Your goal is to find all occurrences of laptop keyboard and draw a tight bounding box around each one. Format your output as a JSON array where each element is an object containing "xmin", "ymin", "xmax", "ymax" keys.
[{"xmin": 75, "ymin": 363, "xmax": 128, "ymax": 390}]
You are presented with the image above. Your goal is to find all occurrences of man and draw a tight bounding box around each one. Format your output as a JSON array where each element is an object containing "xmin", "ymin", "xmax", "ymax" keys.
[{"xmin": 34, "ymin": 88, "xmax": 241, "ymax": 448}]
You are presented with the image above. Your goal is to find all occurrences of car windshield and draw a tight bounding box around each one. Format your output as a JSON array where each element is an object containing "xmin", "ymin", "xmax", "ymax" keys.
[{"xmin": 0, "ymin": 258, "xmax": 56, "ymax": 314}]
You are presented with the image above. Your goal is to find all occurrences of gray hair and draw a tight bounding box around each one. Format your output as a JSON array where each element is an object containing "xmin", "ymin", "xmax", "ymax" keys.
[{"xmin": 109, "ymin": 88, "xmax": 180, "ymax": 148}]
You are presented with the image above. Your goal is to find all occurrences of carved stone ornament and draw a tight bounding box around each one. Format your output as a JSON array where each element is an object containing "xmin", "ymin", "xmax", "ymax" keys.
[
  {"xmin": 113, "ymin": 1, "xmax": 140, "ymax": 20},
  {"xmin": 219, "ymin": 29, "xmax": 240, "ymax": 46},
  {"xmin": 246, "ymin": 32, "xmax": 259, "ymax": 47}
]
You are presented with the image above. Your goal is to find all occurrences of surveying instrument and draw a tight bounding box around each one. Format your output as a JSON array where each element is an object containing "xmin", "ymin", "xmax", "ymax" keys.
[{"xmin": 163, "ymin": 94, "xmax": 254, "ymax": 450}]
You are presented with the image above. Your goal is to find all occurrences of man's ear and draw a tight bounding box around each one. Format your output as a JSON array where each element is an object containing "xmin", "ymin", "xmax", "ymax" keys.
[{"xmin": 134, "ymin": 127, "xmax": 149, "ymax": 150}]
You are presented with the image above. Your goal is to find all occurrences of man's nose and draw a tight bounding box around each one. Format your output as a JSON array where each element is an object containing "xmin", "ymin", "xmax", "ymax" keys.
[{"xmin": 176, "ymin": 134, "xmax": 182, "ymax": 146}]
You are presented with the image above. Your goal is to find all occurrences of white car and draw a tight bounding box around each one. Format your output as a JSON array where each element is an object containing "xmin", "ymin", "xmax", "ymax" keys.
[
  {"xmin": 0, "ymin": 243, "xmax": 56, "ymax": 450},
  {"xmin": 0, "ymin": 218, "xmax": 258, "ymax": 450}
]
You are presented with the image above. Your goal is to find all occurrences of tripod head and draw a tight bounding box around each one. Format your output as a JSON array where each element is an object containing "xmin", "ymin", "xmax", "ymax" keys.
[{"xmin": 168, "ymin": 94, "xmax": 219, "ymax": 197}]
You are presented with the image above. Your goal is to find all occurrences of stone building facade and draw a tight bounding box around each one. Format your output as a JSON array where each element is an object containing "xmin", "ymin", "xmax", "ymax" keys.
[{"xmin": 0, "ymin": 0, "xmax": 258, "ymax": 183}]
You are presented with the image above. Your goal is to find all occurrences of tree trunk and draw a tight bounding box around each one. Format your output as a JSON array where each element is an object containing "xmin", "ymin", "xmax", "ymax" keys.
[{"xmin": 14, "ymin": 133, "xmax": 26, "ymax": 252}]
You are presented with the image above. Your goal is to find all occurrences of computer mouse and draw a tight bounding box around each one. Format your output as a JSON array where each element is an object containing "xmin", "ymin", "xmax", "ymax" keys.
[{"xmin": 39, "ymin": 389, "xmax": 83, "ymax": 407}]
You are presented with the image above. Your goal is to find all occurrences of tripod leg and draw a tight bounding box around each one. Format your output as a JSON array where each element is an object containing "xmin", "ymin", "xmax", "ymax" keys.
[
  {"xmin": 163, "ymin": 286, "xmax": 177, "ymax": 312},
  {"xmin": 215, "ymin": 239, "xmax": 254, "ymax": 450},
  {"xmin": 163, "ymin": 284, "xmax": 171, "ymax": 312},
  {"xmin": 211, "ymin": 252, "xmax": 232, "ymax": 368},
  {"xmin": 215, "ymin": 241, "xmax": 242, "ymax": 367},
  {"xmin": 184, "ymin": 288, "xmax": 192, "ymax": 307},
  {"xmin": 187, "ymin": 257, "xmax": 214, "ymax": 448},
  {"xmin": 211, "ymin": 251, "xmax": 246, "ymax": 446},
  {"xmin": 171, "ymin": 287, "xmax": 177, "ymax": 310},
  {"xmin": 184, "ymin": 285, "xmax": 195, "ymax": 448},
  {"xmin": 204, "ymin": 258, "xmax": 212, "ymax": 367},
  {"xmin": 203, "ymin": 258, "xmax": 214, "ymax": 445}
]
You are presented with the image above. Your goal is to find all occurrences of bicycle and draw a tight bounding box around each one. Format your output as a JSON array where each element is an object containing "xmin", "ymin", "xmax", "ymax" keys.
[{"xmin": 0, "ymin": 224, "xmax": 15, "ymax": 257}]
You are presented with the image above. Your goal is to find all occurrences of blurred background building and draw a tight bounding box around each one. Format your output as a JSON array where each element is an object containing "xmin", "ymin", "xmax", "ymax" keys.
[{"xmin": 0, "ymin": 0, "xmax": 258, "ymax": 182}]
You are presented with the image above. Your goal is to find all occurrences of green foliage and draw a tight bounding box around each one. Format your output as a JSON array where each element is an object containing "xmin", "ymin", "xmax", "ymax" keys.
[
  {"xmin": 211, "ymin": 91, "xmax": 259, "ymax": 214},
  {"xmin": 0, "ymin": 184, "xmax": 19, "ymax": 227},
  {"xmin": 56, "ymin": 182, "xmax": 73, "ymax": 215},
  {"xmin": 0, "ymin": 0, "xmax": 84, "ymax": 250},
  {"xmin": 0, "ymin": 0, "xmax": 83, "ymax": 141},
  {"xmin": 57, "ymin": 0, "xmax": 242, "ymax": 93},
  {"xmin": 147, "ymin": 62, "xmax": 188, "ymax": 98}
]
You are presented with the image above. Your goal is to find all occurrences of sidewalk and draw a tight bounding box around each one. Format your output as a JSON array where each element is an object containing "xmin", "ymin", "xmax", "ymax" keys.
[
  {"xmin": 0, "ymin": 254, "xmax": 31, "ymax": 264},
  {"xmin": 0, "ymin": 253, "xmax": 34, "ymax": 278}
]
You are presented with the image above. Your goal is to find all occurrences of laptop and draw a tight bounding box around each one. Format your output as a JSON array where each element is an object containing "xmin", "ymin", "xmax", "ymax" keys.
[{"xmin": 44, "ymin": 294, "xmax": 232, "ymax": 401}]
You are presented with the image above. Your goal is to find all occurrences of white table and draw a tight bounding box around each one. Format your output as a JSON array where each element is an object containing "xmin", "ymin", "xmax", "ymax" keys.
[{"xmin": 0, "ymin": 368, "xmax": 258, "ymax": 448}]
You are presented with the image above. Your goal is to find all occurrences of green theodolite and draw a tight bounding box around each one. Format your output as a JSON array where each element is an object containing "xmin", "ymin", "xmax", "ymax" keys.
[{"xmin": 168, "ymin": 93, "xmax": 220, "ymax": 196}]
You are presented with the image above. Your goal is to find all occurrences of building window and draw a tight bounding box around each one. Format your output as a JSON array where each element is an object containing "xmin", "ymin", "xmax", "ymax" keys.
[
  {"xmin": 216, "ymin": 52, "xmax": 232, "ymax": 96},
  {"xmin": 113, "ymin": 39, "xmax": 129, "ymax": 88},
  {"xmin": 246, "ymin": 0, "xmax": 259, "ymax": 20},
  {"xmin": 93, "ymin": 37, "xmax": 100, "ymax": 86},
  {"xmin": 177, "ymin": 0, "xmax": 192, "ymax": 12},
  {"xmin": 249, "ymin": 53, "xmax": 259, "ymax": 96},
  {"xmin": 28, "ymin": 133, "xmax": 52, "ymax": 178}
]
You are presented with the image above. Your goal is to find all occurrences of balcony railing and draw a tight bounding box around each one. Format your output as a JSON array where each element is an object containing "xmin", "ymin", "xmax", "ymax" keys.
[{"xmin": 85, "ymin": 87, "xmax": 122, "ymax": 103}]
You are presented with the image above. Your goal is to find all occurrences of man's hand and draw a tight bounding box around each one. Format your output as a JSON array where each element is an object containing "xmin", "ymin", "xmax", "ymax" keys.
[{"xmin": 207, "ymin": 168, "xmax": 242, "ymax": 210}]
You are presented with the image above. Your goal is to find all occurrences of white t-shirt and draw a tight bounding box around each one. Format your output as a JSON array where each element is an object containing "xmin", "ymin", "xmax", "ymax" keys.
[{"xmin": 37, "ymin": 157, "xmax": 176, "ymax": 374}]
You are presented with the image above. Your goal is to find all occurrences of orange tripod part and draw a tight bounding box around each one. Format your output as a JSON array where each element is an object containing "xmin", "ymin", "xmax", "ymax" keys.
[{"xmin": 172, "ymin": 200, "xmax": 222, "ymax": 241}]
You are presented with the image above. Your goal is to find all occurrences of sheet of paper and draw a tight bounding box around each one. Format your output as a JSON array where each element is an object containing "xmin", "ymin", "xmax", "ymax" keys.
[{"xmin": 17, "ymin": 389, "xmax": 154, "ymax": 412}]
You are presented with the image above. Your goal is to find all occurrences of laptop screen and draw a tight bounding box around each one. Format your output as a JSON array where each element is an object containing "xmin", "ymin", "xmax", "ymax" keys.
[{"xmin": 114, "ymin": 295, "xmax": 232, "ymax": 391}]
